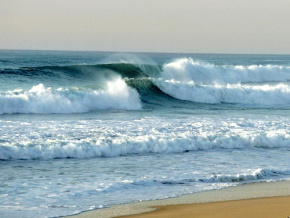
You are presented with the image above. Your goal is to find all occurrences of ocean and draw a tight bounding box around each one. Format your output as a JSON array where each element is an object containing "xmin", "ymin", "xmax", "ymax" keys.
[{"xmin": 0, "ymin": 50, "xmax": 290, "ymax": 217}]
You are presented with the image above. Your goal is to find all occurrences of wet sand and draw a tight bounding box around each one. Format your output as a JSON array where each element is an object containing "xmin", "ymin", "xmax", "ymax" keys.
[
  {"xmin": 119, "ymin": 196, "xmax": 290, "ymax": 218},
  {"xmin": 68, "ymin": 180, "xmax": 290, "ymax": 218}
]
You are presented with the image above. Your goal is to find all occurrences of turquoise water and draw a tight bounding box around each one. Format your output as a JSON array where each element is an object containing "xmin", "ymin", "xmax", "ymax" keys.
[{"xmin": 1, "ymin": 50, "xmax": 290, "ymax": 217}]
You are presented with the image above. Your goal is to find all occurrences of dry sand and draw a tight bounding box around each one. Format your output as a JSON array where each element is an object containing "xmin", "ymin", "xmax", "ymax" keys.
[{"xmin": 68, "ymin": 180, "xmax": 290, "ymax": 218}]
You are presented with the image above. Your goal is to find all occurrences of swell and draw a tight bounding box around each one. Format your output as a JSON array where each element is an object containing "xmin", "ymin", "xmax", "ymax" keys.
[{"xmin": 0, "ymin": 63, "xmax": 161, "ymax": 79}]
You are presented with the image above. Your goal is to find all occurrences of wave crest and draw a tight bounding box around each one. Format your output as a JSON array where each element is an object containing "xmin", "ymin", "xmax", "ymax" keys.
[
  {"xmin": 161, "ymin": 58, "xmax": 290, "ymax": 84},
  {"xmin": 0, "ymin": 77, "xmax": 142, "ymax": 114},
  {"xmin": 154, "ymin": 58, "xmax": 290, "ymax": 106},
  {"xmin": 155, "ymin": 80, "xmax": 290, "ymax": 105}
]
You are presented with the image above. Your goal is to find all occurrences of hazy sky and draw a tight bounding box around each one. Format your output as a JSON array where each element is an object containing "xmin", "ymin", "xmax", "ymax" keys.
[{"xmin": 1, "ymin": 0, "xmax": 290, "ymax": 54}]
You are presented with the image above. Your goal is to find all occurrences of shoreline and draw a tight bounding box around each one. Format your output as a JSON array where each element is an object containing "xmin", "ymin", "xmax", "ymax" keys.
[{"xmin": 67, "ymin": 180, "xmax": 290, "ymax": 218}]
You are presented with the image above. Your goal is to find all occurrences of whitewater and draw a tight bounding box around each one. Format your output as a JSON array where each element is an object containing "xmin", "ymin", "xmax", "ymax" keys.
[{"xmin": 0, "ymin": 50, "xmax": 290, "ymax": 217}]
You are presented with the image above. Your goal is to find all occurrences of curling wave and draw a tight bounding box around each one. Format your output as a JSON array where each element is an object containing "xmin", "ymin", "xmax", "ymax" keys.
[
  {"xmin": 2, "ymin": 57, "xmax": 290, "ymax": 110},
  {"xmin": 154, "ymin": 58, "xmax": 290, "ymax": 106},
  {"xmin": 1, "ymin": 63, "xmax": 160, "ymax": 79},
  {"xmin": 154, "ymin": 80, "xmax": 290, "ymax": 105}
]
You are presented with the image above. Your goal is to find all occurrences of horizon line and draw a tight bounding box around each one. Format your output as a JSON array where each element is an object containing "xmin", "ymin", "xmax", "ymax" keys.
[{"xmin": 1, "ymin": 48, "xmax": 290, "ymax": 56}]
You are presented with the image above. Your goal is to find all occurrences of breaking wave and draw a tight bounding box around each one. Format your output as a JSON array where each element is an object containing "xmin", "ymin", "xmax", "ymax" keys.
[
  {"xmin": 155, "ymin": 80, "xmax": 290, "ymax": 105},
  {"xmin": 154, "ymin": 58, "xmax": 290, "ymax": 106},
  {"xmin": 1, "ymin": 128, "xmax": 289, "ymax": 160},
  {"xmin": 153, "ymin": 169, "xmax": 290, "ymax": 185},
  {"xmin": 160, "ymin": 58, "xmax": 290, "ymax": 84},
  {"xmin": 0, "ymin": 77, "xmax": 141, "ymax": 114},
  {"xmin": 2, "ymin": 57, "xmax": 290, "ymax": 113}
]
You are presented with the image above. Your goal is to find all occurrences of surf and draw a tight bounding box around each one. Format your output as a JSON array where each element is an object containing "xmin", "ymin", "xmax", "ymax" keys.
[
  {"xmin": 0, "ymin": 77, "xmax": 142, "ymax": 114},
  {"xmin": 153, "ymin": 58, "xmax": 290, "ymax": 106},
  {"xmin": 1, "ymin": 55, "xmax": 290, "ymax": 114}
]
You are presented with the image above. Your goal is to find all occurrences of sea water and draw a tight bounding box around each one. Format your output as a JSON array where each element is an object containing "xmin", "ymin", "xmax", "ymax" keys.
[{"xmin": 0, "ymin": 50, "xmax": 290, "ymax": 217}]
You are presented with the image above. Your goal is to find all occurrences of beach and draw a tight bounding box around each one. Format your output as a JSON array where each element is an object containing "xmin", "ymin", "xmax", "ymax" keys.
[
  {"xmin": 69, "ymin": 180, "xmax": 290, "ymax": 218},
  {"xmin": 121, "ymin": 196, "xmax": 290, "ymax": 218},
  {"xmin": 2, "ymin": 0, "xmax": 290, "ymax": 217},
  {"xmin": 1, "ymin": 51, "xmax": 290, "ymax": 217}
]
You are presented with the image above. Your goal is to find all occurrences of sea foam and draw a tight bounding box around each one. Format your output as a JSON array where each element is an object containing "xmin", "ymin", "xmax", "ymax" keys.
[
  {"xmin": 1, "ymin": 116, "xmax": 289, "ymax": 160},
  {"xmin": 161, "ymin": 58, "xmax": 290, "ymax": 84},
  {"xmin": 1, "ymin": 131, "xmax": 289, "ymax": 160},
  {"xmin": 155, "ymin": 58, "xmax": 290, "ymax": 105},
  {"xmin": 0, "ymin": 77, "xmax": 142, "ymax": 114},
  {"xmin": 155, "ymin": 80, "xmax": 290, "ymax": 105}
]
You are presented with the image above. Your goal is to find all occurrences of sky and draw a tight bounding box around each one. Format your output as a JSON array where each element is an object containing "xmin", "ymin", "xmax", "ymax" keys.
[{"xmin": 1, "ymin": 0, "xmax": 290, "ymax": 54}]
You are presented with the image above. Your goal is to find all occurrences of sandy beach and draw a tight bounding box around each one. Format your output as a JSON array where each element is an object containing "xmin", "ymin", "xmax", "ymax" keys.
[
  {"xmin": 120, "ymin": 196, "xmax": 290, "ymax": 218},
  {"xmin": 3, "ymin": 1, "xmax": 290, "ymax": 217},
  {"xmin": 69, "ymin": 180, "xmax": 290, "ymax": 218}
]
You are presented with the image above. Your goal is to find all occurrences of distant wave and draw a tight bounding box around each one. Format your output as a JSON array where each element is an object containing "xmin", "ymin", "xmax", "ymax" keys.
[
  {"xmin": 0, "ymin": 78, "xmax": 141, "ymax": 114},
  {"xmin": 2, "ymin": 57, "xmax": 290, "ymax": 83},
  {"xmin": 0, "ymin": 63, "xmax": 161, "ymax": 79},
  {"xmin": 161, "ymin": 58, "xmax": 290, "ymax": 84},
  {"xmin": 155, "ymin": 80, "xmax": 290, "ymax": 105}
]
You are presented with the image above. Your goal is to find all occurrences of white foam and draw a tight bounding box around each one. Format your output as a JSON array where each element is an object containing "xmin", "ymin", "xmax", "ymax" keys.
[
  {"xmin": 155, "ymin": 80, "xmax": 290, "ymax": 105},
  {"xmin": 156, "ymin": 58, "xmax": 290, "ymax": 105},
  {"xmin": 0, "ymin": 77, "xmax": 142, "ymax": 114},
  {"xmin": 201, "ymin": 169, "xmax": 290, "ymax": 183},
  {"xmin": 1, "ymin": 117, "xmax": 289, "ymax": 160},
  {"xmin": 161, "ymin": 58, "xmax": 290, "ymax": 84}
]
